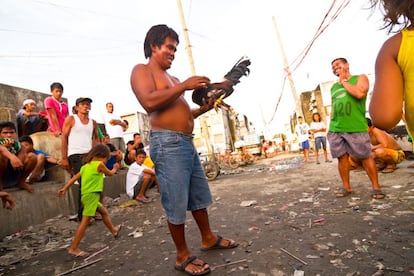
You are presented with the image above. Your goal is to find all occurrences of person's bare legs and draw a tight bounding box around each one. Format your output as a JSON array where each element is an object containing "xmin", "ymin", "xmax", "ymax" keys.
[
  {"xmin": 304, "ymin": 148, "xmax": 310, "ymax": 161},
  {"xmin": 29, "ymin": 154, "xmax": 45, "ymax": 182},
  {"xmin": 68, "ymin": 215, "xmax": 90, "ymax": 256},
  {"xmin": 168, "ymin": 221, "xmax": 210, "ymax": 275},
  {"xmin": 192, "ymin": 208, "xmax": 236, "ymax": 249},
  {"xmin": 336, "ymin": 153, "xmax": 352, "ymax": 196},
  {"xmin": 96, "ymin": 205, "xmax": 121, "ymax": 237},
  {"xmin": 323, "ymin": 148, "xmax": 329, "ymax": 161},
  {"xmin": 315, "ymin": 148, "xmax": 320, "ymax": 163},
  {"xmin": 361, "ymin": 157, "xmax": 382, "ymax": 192},
  {"xmin": 374, "ymin": 148, "xmax": 397, "ymax": 172},
  {"xmin": 16, "ymin": 153, "xmax": 37, "ymax": 192},
  {"xmin": 135, "ymin": 174, "xmax": 152, "ymax": 203}
]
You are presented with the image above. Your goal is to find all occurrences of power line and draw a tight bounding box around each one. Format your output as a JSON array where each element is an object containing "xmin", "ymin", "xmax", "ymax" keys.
[{"xmin": 288, "ymin": 0, "xmax": 351, "ymax": 73}]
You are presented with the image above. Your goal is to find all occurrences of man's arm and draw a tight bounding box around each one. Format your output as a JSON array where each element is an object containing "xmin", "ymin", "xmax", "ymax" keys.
[
  {"xmin": 130, "ymin": 64, "xmax": 210, "ymax": 113},
  {"xmin": 60, "ymin": 116, "xmax": 74, "ymax": 174},
  {"xmin": 191, "ymin": 97, "xmax": 215, "ymax": 118},
  {"xmin": 47, "ymin": 108, "xmax": 61, "ymax": 136},
  {"xmin": 92, "ymin": 120, "xmax": 99, "ymax": 146},
  {"xmin": 0, "ymin": 145, "xmax": 23, "ymax": 169},
  {"xmin": 109, "ymin": 118, "xmax": 127, "ymax": 128},
  {"xmin": 341, "ymin": 74, "xmax": 369, "ymax": 100}
]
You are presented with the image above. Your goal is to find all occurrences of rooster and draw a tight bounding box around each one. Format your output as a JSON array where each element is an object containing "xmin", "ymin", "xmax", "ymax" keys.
[{"xmin": 192, "ymin": 56, "xmax": 251, "ymax": 110}]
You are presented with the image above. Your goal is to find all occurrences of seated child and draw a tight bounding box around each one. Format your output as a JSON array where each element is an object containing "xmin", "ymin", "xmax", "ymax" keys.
[
  {"xmin": 19, "ymin": 135, "xmax": 61, "ymax": 183},
  {"xmin": 126, "ymin": 149, "xmax": 158, "ymax": 203}
]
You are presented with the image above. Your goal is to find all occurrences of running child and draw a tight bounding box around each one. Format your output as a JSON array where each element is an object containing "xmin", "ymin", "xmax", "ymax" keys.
[{"xmin": 58, "ymin": 144, "xmax": 121, "ymax": 257}]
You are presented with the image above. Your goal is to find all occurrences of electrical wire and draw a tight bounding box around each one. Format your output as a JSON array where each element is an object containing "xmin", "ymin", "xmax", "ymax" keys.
[{"xmin": 289, "ymin": 0, "xmax": 351, "ymax": 73}]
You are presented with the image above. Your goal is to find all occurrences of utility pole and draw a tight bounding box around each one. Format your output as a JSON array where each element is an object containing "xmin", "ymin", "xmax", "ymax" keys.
[
  {"xmin": 272, "ymin": 16, "xmax": 302, "ymax": 118},
  {"xmin": 176, "ymin": 0, "xmax": 216, "ymax": 160}
]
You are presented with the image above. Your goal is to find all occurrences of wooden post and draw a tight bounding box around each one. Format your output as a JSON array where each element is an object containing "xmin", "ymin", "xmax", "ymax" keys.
[
  {"xmin": 176, "ymin": 0, "xmax": 216, "ymax": 161},
  {"xmin": 272, "ymin": 16, "xmax": 302, "ymax": 118}
]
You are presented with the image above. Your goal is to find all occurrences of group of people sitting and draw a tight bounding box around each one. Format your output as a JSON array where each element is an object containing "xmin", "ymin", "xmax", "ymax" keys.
[{"xmin": 0, "ymin": 82, "xmax": 159, "ymax": 212}]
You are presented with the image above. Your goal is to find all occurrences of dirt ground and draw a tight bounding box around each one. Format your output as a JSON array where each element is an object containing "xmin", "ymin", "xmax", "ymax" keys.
[{"xmin": 1, "ymin": 152, "xmax": 413, "ymax": 276}]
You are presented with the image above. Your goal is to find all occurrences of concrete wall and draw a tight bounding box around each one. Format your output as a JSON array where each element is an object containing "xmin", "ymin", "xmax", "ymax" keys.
[{"xmin": 0, "ymin": 170, "xmax": 127, "ymax": 239}]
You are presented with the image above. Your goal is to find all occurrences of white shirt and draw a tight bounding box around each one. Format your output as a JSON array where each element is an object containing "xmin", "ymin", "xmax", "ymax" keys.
[
  {"xmin": 125, "ymin": 162, "xmax": 150, "ymax": 198},
  {"xmin": 310, "ymin": 121, "xmax": 326, "ymax": 138},
  {"xmin": 68, "ymin": 115, "xmax": 93, "ymax": 156},
  {"xmin": 295, "ymin": 122, "xmax": 310, "ymax": 143},
  {"xmin": 104, "ymin": 112, "xmax": 123, "ymax": 139}
]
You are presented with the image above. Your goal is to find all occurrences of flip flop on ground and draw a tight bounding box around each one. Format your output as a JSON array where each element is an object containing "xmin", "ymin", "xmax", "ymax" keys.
[
  {"xmin": 136, "ymin": 197, "xmax": 152, "ymax": 204},
  {"xmin": 371, "ymin": 189, "xmax": 386, "ymax": 199},
  {"xmin": 69, "ymin": 250, "xmax": 89, "ymax": 258},
  {"xmin": 335, "ymin": 187, "xmax": 353, "ymax": 198},
  {"xmin": 174, "ymin": 255, "xmax": 210, "ymax": 276},
  {"xmin": 200, "ymin": 235, "xmax": 238, "ymax": 251}
]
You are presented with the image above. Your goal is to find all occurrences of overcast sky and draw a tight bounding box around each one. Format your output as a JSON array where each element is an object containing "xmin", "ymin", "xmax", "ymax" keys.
[{"xmin": 0, "ymin": 0, "xmax": 390, "ymax": 136}]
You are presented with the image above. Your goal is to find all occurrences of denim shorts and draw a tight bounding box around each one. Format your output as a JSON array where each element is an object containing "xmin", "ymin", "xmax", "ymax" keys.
[
  {"xmin": 327, "ymin": 132, "xmax": 371, "ymax": 159},
  {"xmin": 150, "ymin": 130, "xmax": 212, "ymax": 225},
  {"xmin": 301, "ymin": 140, "xmax": 310, "ymax": 149},
  {"xmin": 314, "ymin": 136, "xmax": 327, "ymax": 150}
]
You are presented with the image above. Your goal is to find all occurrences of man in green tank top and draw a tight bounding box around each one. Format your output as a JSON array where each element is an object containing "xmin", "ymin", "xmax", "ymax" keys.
[{"xmin": 327, "ymin": 58, "xmax": 385, "ymax": 199}]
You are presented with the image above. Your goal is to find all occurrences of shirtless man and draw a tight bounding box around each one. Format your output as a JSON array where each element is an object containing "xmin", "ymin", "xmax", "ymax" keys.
[
  {"xmin": 130, "ymin": 24, "xmax": 238, "ymax": 275},
  {"xmin": 350, "ymin": 118, "xmax": 405, "ymax": 173}
]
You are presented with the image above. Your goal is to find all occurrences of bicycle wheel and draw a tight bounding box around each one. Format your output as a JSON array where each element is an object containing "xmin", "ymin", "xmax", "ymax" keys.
[
  {"xmin": 228, "ymin": 156, "xmax": 240, "ymax": 169},
  {"xmin": 203, "ymin": 161, "xmax": 220, "ymax": 181}
]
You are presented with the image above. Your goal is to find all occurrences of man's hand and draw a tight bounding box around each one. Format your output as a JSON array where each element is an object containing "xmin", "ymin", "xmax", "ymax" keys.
[
  {"xmin": 9, "ymin": 155, "xmax": 23, "ymax": 170},
  {"xmin": 183, "ymin": 76, "xmax": 210, "ymax": 90},
  {"xmin": 200, "ymin": 97, "xmax": 215, "ymax": 113},
  {"xmin": 60, "ymin": 159, "xmax": 74, "ymax": 175},
  {"xmin": 1, "ymin": 192, "xmax": 15, "ymax": 210}
]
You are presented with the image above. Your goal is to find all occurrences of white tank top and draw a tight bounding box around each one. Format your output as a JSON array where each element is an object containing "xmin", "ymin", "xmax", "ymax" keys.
[{"xmin": 68, "ymin": 115, "xmax": 93, "ymax": 156}]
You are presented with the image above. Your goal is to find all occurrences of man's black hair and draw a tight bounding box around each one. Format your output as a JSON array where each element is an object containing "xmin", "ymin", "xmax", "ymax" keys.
[
  {"xmin": 50, "ymin": 82, "xmax": 64, "ymax": 91},
  {"xmin": 331, "ymin": 57, "xmax": 348, "ymax": 65},
  {"xmin": 144, "ymin": 24, "xmax": 179, "ymax": 59},
  {"xmin": 0, "ymin": 121, "xmax": 16, "ymax": 132}
]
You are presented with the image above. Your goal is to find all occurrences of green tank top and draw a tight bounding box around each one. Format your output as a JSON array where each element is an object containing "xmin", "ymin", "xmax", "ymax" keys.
[
  {"xmin": 80, "ymin": 160, "xmax": 104, "ymax": 194},
  {"xmin": 329, "ymin": 75, "xmax": 368, "ymax": 133}
]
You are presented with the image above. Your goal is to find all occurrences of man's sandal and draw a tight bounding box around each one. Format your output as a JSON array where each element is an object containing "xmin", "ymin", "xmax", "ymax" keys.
[
  {"xmin": 200, "ymin": 235, "xmax": 238, "ymax": 251},
  {"xmin": 174, "ymin": 255, "xmax": 210, "ymax": 276},
  {"xmin": 371, "ymin": 189, "xmax": 385, "ymax": 199},
  {"xmin": 335, "ymin": 188, "xmax": 353, "ymax": 198}
]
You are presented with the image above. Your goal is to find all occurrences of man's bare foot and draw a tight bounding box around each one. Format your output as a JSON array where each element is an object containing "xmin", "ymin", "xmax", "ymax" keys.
[{"xmin": 16, "ymin": 182, "xmax": 34, "ymax": 193}]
